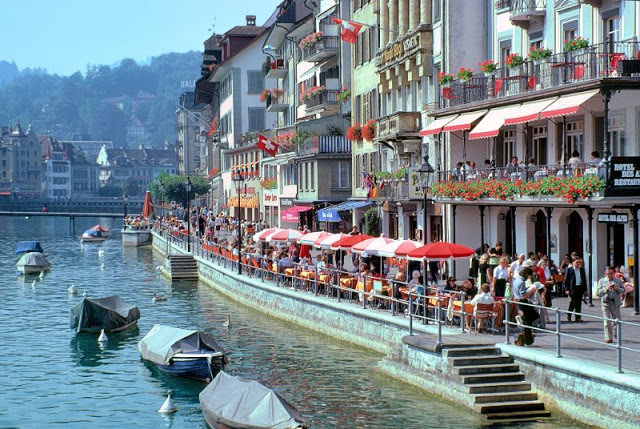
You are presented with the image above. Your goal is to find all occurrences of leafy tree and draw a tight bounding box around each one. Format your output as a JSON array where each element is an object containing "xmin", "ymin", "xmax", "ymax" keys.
[
  {"xmin": 148, "ymin": 173, "xmax": 210, "ymax": 208},
  {"xmin": 364, "ymin": 207, "xmax": 380, "ymax": 237}
]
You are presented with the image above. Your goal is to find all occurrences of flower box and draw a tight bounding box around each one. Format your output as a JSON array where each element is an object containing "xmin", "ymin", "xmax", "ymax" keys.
[
  {"xmin": 564, "ymin": 37, "xmax": 589, "ymax": 52},
  {"xmin": 456, "ymin": 67, "xmax": 473, "ymax": 82},
  {"xmin": 479, "ymin": 59, "xmax": 498, "ymax": 76},
  {"xmin": 505, "ymin": 53, "xmax": 524, "ymax": 69}
]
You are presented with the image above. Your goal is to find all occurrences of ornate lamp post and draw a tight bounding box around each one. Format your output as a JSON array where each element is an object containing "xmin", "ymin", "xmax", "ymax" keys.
[
  {"xmin": 232, "ymin": 173, "xmax": 245, "ymax": 275},
  {"xmin": 123, "ymin": 193, "xmax": 129, "ymax": 219},
  {"xmin": 157, "ymin": 179, "xmax": 164, "ymax": 220},
  {"xmin": 185, "ymin": 177, "xmax": 192, "ymax": 252},
  {"xmin": 418, "ymin": 155, "xmax": 435, "ymax": 245}
]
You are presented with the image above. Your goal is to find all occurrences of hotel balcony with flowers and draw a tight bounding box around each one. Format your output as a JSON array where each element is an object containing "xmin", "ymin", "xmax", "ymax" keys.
[{"xmin": 424, "ymin": 30, "xmax": 640, "ymax": 277}]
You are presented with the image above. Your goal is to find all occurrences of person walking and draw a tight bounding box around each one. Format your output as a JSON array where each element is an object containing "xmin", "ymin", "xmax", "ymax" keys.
[
  {"xmin": 596, "ymin": 266, "xmax": 624, "ymax": 343},
  {"xmin": 563, "ymin": 257, "xmax": 587, "ymax": 322},
  {"xmin": 512, "ymin": 266, "xmax": 540, "ymax": 346}
]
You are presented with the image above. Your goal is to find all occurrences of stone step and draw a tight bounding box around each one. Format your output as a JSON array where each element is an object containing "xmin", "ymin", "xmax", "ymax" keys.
[
  {"xmin": 484, "ymin": 410, "xmax": 552, "ymax": 421},
  {"xmin": 467, "ymin": 381, "xmax": 532, "ymax": 394},
  {"xmin": 474, "ymin": 400, "xmax": 546, "ymax": 414},
  {"xmin": 462, "ymin": 372, "xmax": 525, "ymax": 384},
  {"xmin": 450, "ymin": 355, "xmax": 514, "ymax": 367},
  {"xmin": 473, "ymin": 391, "xmax": 539, "ymax": 404},
  {"xmin": 443, "ymin": 346, "xmax": 501, "ymax": 358},
  {"xmin": 454, "ymin": 363, "xmax": 521, "ymax": 375}
]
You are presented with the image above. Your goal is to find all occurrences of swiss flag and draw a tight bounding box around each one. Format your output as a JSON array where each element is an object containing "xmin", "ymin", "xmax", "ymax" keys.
[
  {"xmin": 257, "ymin": 134, "xmax": 279, "ymax": 157},
  {"xmin": 331, "ymin": 17, "xmax": 362, "ymax": 44}
]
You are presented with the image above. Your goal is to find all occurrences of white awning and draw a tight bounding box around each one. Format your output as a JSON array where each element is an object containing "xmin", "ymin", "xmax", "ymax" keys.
[
  {"xmin": 469, "ymin": 105, "xmax": 521, "ymax": 140},
  {"xmin": 419, "ymin": 115, "xmax": 458, "ymax": 136},
  {"xmin": 540, "ymin": 89, "xmax": 601, "ymax": 119},
  {"xmin": 442, "ymin": 110, "xmax": 488, "ymax": 132},
  {"xmin": 504, "ymin": 97, "xmax": 558, "ymax": 125}
]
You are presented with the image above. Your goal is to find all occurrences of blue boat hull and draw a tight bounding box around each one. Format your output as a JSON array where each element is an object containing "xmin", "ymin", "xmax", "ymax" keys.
[{"xmin": 153, "ymin": 354, "xmax": 225, "ymax": 382}]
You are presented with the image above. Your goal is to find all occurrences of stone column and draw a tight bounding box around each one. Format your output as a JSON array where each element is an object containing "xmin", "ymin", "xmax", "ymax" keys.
[
  {"xmin": 409, "ymin": 0, "xmax": 419, "ymax": 31},
  {"xmin": 420, "ymin": 0, "xmax": 431, "ymax": 24},
  {"xmin": 390, "ymin": 0, "xmax": 398, "ymax": 43},
  {"xmin": 381, "ymin": 0, "xmax": 389, "ymax": 46},
  {"xmin": 399, "ymin": 0, "xmax": 409, "ymax": 36}
]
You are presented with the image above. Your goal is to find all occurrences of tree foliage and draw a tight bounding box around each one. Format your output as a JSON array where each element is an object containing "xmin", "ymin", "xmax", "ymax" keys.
[
  {"xmin": 0, "ymin": 52, "xmax": 201, "ymax": 147},
  {"xmin": 149, "ymin": 173, "xmax": 210, "ymax": 208}
]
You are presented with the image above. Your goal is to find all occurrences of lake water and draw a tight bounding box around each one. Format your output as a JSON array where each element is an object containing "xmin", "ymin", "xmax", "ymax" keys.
[{"xmin": 0, "ymin": 216, "xmax": 581, "ymax": 428}]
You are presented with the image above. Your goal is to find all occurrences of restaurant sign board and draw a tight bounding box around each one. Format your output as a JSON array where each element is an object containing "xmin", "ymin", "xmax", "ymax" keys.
[{"xmin": 605, "ymin": 157, "xmax": 640, "ymax": 197}]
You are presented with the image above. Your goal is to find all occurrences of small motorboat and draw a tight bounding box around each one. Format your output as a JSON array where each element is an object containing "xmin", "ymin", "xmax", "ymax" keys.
[
  {"xmin": 80, "ymin": 225, "xmax": 110, "ymax": 242},
  {"xmin": 70, "ymin": 295, "xmax": 140, "ymax": 333},
  {"xmin": 199, "ymin": 371, "xmax": 307, "ymax": 429},
  {"xmin": 138, "ymin": 324, "xmax": 227, "ymax": 382},
  {"xmin": 15, "ymin": 241, "xmax": 44, "ymax": 256},
  {"xmin": 16, "ymin": 251, "xmax": 51, "ymax": 274}
]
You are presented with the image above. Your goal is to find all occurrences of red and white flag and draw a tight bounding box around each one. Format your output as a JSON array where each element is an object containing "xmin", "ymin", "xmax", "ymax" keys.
[
  {"xmin": 331, "ymin": 17, "xmax": 362, "ymax": 44},
  {"xmin": 257, "ymin": 134, "xmax": 279, "ymax": 157}
]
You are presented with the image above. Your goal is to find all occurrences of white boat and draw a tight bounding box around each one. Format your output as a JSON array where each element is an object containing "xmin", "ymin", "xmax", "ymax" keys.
[{"xmin": 16, "ymin": 252, "xmax": 51, "ymax": 274}]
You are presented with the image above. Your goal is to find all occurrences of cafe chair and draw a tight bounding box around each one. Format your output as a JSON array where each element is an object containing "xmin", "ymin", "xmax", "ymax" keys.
[{"xmin": 472, "ymin": 303, "xmax": 496, "ymax": 334}]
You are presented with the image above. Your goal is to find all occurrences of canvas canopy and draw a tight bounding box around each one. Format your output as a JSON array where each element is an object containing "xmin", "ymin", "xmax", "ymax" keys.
[
  {"xmin": 199, "ymin": 371, "xmax": 306, "ymax": 429},
  {"xmin": 16, "ymin": 252, "xmax": 50, "ymax": 269},
  {"xmin": 82, "ymin": 229, "xmax": 106, "ymax": 238},
  {"xmin": 138, "ymin": 324, "xmax": 226, "ymax": 365},
  {"xmin": 70, "ymin": 295, "xmax": 140, "ymax": 333},
  {"xmin": 15, "ymin": 241, "xmax": 43, "ymax": 255}
]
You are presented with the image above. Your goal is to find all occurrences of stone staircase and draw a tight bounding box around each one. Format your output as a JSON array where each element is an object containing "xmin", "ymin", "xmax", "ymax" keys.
[
  {"xmin": 166, "ymin": 254, "xmax": 199, "ymax": 280},
  {"xmin": 444, "ymin": 346, "xmax": 551, "ymax": 423}
]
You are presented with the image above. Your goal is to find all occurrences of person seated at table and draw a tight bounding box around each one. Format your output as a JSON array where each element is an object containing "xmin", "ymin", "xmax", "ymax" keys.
[
  {"xmin": 392, "ymin": 271, "xmax": 407, "ymax": 313},
  {"xmin": 445, "ymin": 276, "xmax": 457, "ymax": 293},
  {"xmin": 469, "ymin": 283, "xmax": 495, "ymax": 333},
  {"xmin": 567, "ymin": 150, "xmax": 583, "ymax": 172},
  {"xmin": 291, "ymin": 248, "xmax": 300, "ymax": 264},
  {"xmin": 461, "ymin": 278, "xmax": 478, "ymax": 299}
]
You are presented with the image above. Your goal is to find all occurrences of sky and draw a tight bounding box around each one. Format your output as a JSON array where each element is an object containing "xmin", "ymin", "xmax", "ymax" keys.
[{"xmin": 1, "ymin": 0, "xmax": 283, "ymax": 76}]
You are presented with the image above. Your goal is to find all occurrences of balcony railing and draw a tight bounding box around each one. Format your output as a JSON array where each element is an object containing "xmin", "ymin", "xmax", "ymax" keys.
[
  {"xmin": 377, "ymin": 112, "xmax": 422, "ymax": 141},
  {"xmin": 265, "ymin": 58, "xmax": 287, "ymax": 79},
  {"xmin": 297, "ymin": 136, "xmax": 351, "ymax": 157},
  {"xmin": 266, "ymin": 94, "xmax": 288, "ymax": 112},
  {"xmin": 372, "ymin": 178, "xmax": 410, "ymax": 201},
  {"xmin": 300, "ymin": 36, "xmax": 340, "ymax": 62},
  {"xmin": 305, "ymin": 89, "xmax": 339, "ymax": 110},
  {"xmin": 438, "ymin": 39, "xmax": 640, "ymax": 110}
]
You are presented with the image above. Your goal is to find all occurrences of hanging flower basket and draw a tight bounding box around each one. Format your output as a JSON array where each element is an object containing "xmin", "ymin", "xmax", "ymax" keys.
[
  {"xmin": 361, "ymin": 119, "xmax": 376, "ymax": 141},
  {"xmin": 346, "ymin": 123, "xmax": 362, "ymax": 141},
  {"xmin": 564, "ymin": 36, "xmax": 589, "ymax": 52},
  {"xmin": 505, "ymin": 53, "xmax": 525, "ymax": 69},
  {"xmin": 529, "ymin": 46, "xmax": 552, "ymax": 65},
  {"xmin": 479, "ymin": 59, "xmax": 497, "ymax": 76},
  {"xmin": 437, "ymin": 72, "xmax": 454, "ymax": 87}
]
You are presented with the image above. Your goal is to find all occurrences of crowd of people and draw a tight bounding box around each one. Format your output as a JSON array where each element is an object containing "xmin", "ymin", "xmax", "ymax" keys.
[{"xmin": 154, "ymin": 206, "xmax": 634, "ymax": 348}]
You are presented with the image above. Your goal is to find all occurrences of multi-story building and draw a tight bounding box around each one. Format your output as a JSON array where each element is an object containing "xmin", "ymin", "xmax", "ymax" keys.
[
  {"xmin": 176, "ymin": 91, "xmax": 208, "ymax": 176},
  {"xmin": 0, "ymin": 124, "xmax": 42, "ymax": 199},
  {"xmin": 424, "ymin": 0, "xmax": 640, "ymax": 285}
]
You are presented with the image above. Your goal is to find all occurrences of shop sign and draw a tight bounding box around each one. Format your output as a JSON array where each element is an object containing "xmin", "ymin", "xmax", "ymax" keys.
[
  {"xmin": 408, "ymin": 168, "xmax": 424, "ymax": 199},
  {"xmin": 597, "ymin": 212, "xmax": 628, "ymax": 224},
  {"xmin": 606, "ymin": 157, "xmax": 640, "ymax": 196}
]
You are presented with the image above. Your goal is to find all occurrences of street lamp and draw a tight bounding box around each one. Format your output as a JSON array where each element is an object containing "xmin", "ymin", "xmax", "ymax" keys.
[
  {"xmin": 185, "ymin": 177, "xmax": 192, "ymax": 252},
  {"xmin": 123, "ymin": 193, "xmax": 129, "ymax": 219},
  {"xmin": 232, "ymin": 173, "xmax": 245, "ymax": 275},
  {"xmin": 157, "ymin": 179, "xmax": 164, "ymax": 220},
  {"xmin": 418, "ymin": 155, "xmax": 435, "ymax": 245}
]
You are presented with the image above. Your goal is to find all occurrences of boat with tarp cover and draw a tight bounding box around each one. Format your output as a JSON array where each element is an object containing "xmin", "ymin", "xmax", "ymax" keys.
[
  {"xmin": 138, "ymin": 324, "xmax": 227, "ymax": 382},
  {"xmin": 199, "ymin": 371, "xmax": 307, "ymax": 429},
  {"xmin": 70, "ymin": 295, "xmax": 140, "ymax": 333},
  {"xmin": 16, "ymin": 252, "xmax": 51, "ymax": 274},
  {"xmin": 15, "ymin": 241, "xmax": 44, "ymax": 255},
  {"xmin": 80, "ymin": 225, "xmax": 110, "ymax": 242}
]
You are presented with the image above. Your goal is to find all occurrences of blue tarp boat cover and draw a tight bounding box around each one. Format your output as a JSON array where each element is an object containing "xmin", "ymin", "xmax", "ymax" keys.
[
  {"xmin": 15, "ymin": 241, "xmax": 43, "ymax": 255},
  {"xmin": 70, "ymin": 295, "xmax": 140, "ymax": 333},
  {"xmin": 82, "ymin": 229, "xmax": 106, "ymax": 238},
  {"xmin": 199, "ymin": 371, "xmax": 307, "ymax": 429},
  {"xmin": 138, "ymin": 324, "xmax": 226, "ymax": 365}
]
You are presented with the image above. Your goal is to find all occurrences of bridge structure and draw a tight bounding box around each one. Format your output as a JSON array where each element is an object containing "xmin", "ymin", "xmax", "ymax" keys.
[{"xmin": 0, "ymin": 211, "xmax": 125, "ymax": 229}]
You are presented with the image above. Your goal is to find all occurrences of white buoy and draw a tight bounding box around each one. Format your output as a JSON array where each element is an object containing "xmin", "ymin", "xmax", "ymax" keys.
[
  {"xmin": 98, "ymin": 329, "xmax": 108, "ymax": 342},
  {"xmin": 158, "ymin": 393, "xmax": 177, "ymax": 414},
  {"xmin": 223, "ymin": 315, "xmax": 231, "ymax": 328},
  {"xmin": 68, "ymin": 284, "xmax": 78, "ymax": 295},
  {"xmin": 98, "ymin": 249, "xmax": 104, "ymax": 257}
]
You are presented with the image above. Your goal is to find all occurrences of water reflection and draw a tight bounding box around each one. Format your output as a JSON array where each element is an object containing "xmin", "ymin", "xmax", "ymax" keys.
[{"xmin": 70, "ymin": 327, "xmax": 140, "ymax": 367}]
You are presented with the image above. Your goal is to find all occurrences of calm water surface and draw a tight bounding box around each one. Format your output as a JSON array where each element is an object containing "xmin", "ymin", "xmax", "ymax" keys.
[{"xmin": 0, "ymin": 217, "xmax": 582, "ymax": 428}]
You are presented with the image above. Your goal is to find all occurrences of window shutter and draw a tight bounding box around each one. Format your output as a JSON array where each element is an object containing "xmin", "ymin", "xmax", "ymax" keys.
[
  {"xmin": 247, "ymin": 70, "xmax": 264, "ymax": 94},
  {"xmin": 248, "ymin": 107, "xmax": 265, "ymax": 131}
]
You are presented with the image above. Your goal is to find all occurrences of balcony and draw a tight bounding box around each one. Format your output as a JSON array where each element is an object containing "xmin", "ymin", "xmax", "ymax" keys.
[
  {"xmin": 266, "ymin": 93, "xmax": 288, "ymax": 113},
  {"xmin": 372, "ymin": 178, "xmax": 411, "ymax": 201},
  {"xmin": 300, "ymin": 36, "xmax": 340, "ymax": 63},
  {"xmin": 437, "ymin": 39, "xmax": 640, "ymax": 111},
  {"xmin": 265, "ymin": 58, "xmax": 287, "ymax": 79},
  {"xmin": 304, "ymin": 89, "xmax": 339, "ymax": 111},
  {"xmin": 297, "ymin": 136, "xmax": 351, "ymax": 157},
  {"xmin": 377, "ymin": 112, "xmax": 422, "ymax": 142},
  {"xmin": 509, "ymin": 0, "xmax": 546, "ymax": 28}
]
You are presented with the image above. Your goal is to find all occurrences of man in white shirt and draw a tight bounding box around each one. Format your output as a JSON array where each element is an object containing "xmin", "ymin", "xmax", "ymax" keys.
[{"xmin": 509, "ymin": 254, "xmax": 525, "ymax": 281}]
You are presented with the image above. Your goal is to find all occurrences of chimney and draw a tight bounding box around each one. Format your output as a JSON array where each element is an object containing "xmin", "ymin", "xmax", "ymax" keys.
[{"xmin": 246, "ymin": 15, "xmax": 256, "ymax": 26}]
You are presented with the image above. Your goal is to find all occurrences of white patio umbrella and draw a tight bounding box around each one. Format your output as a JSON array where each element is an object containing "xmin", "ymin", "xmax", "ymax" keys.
[
  {"xmin": 350, "ymin": 236, "xmax": 396, "ymax": 256},
  {"xmin": 377, "ymin": 239, "xmax": 423, "ymax": 258},
  {"xmin": 253, "ymin": 227, "xmax": 282, "ymax": 242},
  {"xmin": 268, "ymin": 228, "xmax": 304, "ymax": 242},
  {"xmin": 314, "ymin": 232, "xmax": 349, "ymax": 249},
  {"xmin": 297, "ymin": 231, "xmax": 333, "ymax": 246}
]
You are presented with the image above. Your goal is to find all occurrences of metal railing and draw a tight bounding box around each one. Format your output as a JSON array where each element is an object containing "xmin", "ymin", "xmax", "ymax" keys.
[
  {"xmin": 504, "ymin": 298, "xmax": 640, "ymax": 373},
  {"xmin": 439, "ymin": 39, "xmax": 640, "ymax": 109},
  {"xmin": 435, "ymin": 162, "xmax": 605, "ymax": 184}
]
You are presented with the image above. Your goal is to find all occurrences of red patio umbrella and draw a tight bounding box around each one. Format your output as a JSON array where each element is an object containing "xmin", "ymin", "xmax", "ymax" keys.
[
  {"xmin": 297, "ymin": 231, "xmax": 333, "ymax": 246},
  {"xmin": 350, "ymin": 236, "xmax": 396, "ymax": 256},
  {"xmin": 253, "ymin": 227, "xmax": 282, "ymax": 242},
  {"xmin": 330, "ymin": 234, "xmax": 373, "ymax": 251},
  {"xmin": 268, "ymin": 228, "xmax": 304, "ymax": 242},
  {"xmin": 141, "ymin": 191, "xmax": 154, "ymax": 218},
  {"xmin": 314, "ymin": 232, "xmax": 348, "ymax": 249},
  {"xmin": 407, "ymin": 242, "xmax": 475, "ymax": 261}
]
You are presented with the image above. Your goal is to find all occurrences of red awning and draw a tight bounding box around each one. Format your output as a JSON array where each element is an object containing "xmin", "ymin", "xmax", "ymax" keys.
[
  {"xmin": 540, "ymin": 89, "xmax": 601, "ymax": 119},
  {"xmin": 442, "ymin": 110, "xmax": 487, "ymax": 132},
  {"xmin": 0, "ymin": 191, "xmax": 11, "ymax": 195},
  {"xmin": 504, "ymin": 97, "xmax": 558, "ymax": 125},
  {"xmin": 419, "ymin": 115, "xmax": 458, "ymax": 136},
  {"xmin": 469, "ymin": 105, "xmax": 520, "ymax": 140}
]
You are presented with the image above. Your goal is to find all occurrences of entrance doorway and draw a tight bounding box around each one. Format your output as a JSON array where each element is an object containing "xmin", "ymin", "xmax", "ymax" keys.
[
  {"xmin": 505, "ymin": 209, "xmax": 514, "ymax": 255},
  {"xmin": 567, "ymin": 211, "xmax": 584, "ymax": 257},
  {"xmin": 409, "ymin": 214, "xmax": 417, "ymax": 241},
  {"xmin": 430, "ymin": 215, "xmax": 443, "ymax": 243},
  {"xmin": 388, "ymin": 212, "xmax": 398, "ymax": 239},
  {"xmin": 607, "ymin": 224, "xmax": 626, "ymax": 268},
  {"xmin": 534, "ymin": 209, "xmax": 547, "ymax": 255}
]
